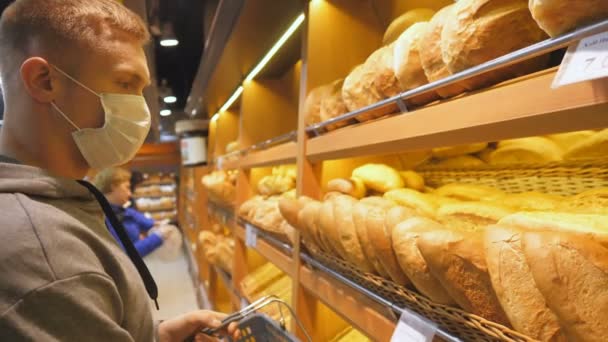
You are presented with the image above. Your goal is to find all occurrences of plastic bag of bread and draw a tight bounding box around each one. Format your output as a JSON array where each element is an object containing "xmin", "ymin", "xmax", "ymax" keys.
[
  {"xmin": 352, "ymin": 164, "xmax": 404, "ymax": 193},
  {"xmin": 419, "ymin": 5, "xmax": 468, "ymax": 98},
  {"xmin": 383, "ymin": 8, "xmax": 435, "ymax": 45},
  {"xmin": 441, "ymin": 0, "xmax": 548, "ymax": 91},
  {"xmin": 417, "ymin": 229, "xmax": 511, "ymax": 325},
  {"xmin": 303, "ymin": 83, "xmax": 333, "ymax": 126},
  {"xmin": 484, "ymin": 226, "xmax": 565, "ymax": 341},
  {"xmin": 563, "ymin": 128, "xmax": 608, "ymax": 160},
  {"xmin": 342, "ymin": 46, "xmax": 401, "ymax": 122},
  {"xmin": 392, "ymin": 22, "xmax": 439, "ymax": 106},
  {"xmin": 392, "ymin": 217, "xmax": 455, "ymax": 305},
  {"xmin": 320, "ymin": 79, "xmax": 350, "ymax": 131},
  {"xmin": 489, "ymin": 137, "xmax": 563, "ymax": 165},
  {"xmin": 529, "ymin": 0, "xmax": 608, "ymax": 37},
  {"xmin": 522, "ymin": 231, "xmax": 608, "ymax": 341}
]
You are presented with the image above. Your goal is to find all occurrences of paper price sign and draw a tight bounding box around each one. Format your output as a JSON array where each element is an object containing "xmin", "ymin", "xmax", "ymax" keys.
[
  {"xmin": 391, "ymin": 309, "xmax": 437, "ymax": 342},
  {"xmin": 553, "ymin": 30, "xmax": 608, "ymax": 88},
  {"xmin": 245, "ymin": 223, "xmax": 257, "ymax": 248}
]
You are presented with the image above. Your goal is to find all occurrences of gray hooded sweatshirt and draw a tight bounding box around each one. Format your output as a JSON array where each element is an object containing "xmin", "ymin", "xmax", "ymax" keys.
[{"xmin": 0, "ymin": 158, "xmax": 154, "ymax": 341}]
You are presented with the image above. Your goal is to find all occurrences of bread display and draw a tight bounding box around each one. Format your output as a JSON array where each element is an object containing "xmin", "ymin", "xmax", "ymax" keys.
[
  {"xmin": 484, "ymin": 226, "xmax": 565, "ymax": 341},
  {"xmin": 202, "ymin": 170, "xmax": 238, "ymax": 205},
  {"xmin": 392, "ymin": 217, "xmax": 455, "ymax": 304},
  {"xmin": 304, "ymin": 83, "xmax": 334, "ymax": 126},
  {"xmin": 563, "ymin": 128, "xmax": 608, "ymax": 161},
  {"xmin": 392, "ymin": 22, "xmax": 438, "ymax": 106},
  {"xmin": 419, "ymin": 5, "xmax": 468, "ymax": 98},
  {"xmin": 529, "ymin": 0, "xmax": 608, "ymax": 37},
  {"xmin": 522, "ymin": 231, "xmax": 608, "ymax": 341},
  {"xmin": 352, "ymin": 200, "xmax": 391, "ymax": 278},
  {"xmin": 352, "ymin": 164, "xmax": 404, "ymax": 193},
  {"xmin": 382, "ymin": 8, "xmax": 435, "ymax": 46},
  {"xmin": 441, "ymin": 0, "xmax": 547, "ymax": 90},
  {"xmin": 198, "ymin": 230, "xmax": 235, "ymax": 273},
  {"xmin": 489, "ymin": 137, "xmax": 563, "ymax": 165},
  {"xmin": 332, "ymin": 195, "xmax": 375, "ymax": 272},
  {"xmin": 320, "ymin": 79, "xmax": 351, "ymax": 131}
]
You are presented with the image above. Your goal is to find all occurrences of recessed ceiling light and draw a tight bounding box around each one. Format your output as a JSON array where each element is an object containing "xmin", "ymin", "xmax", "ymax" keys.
[
  {"xmin": 160, "ymin": 109, "xmax": 172, "ymax": 116},
  {"xmin": 160, "ymin": 39, "xmax": 179, "ymax": 47},
  {"xmin": 163, "ymin": 95, "xmax": 177, "ymax": 103}
]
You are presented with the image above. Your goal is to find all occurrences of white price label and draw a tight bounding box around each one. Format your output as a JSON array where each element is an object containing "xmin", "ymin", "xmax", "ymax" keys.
[
  {"xmin": 553, "ymin": 30, "xmax": 608, "ymax": 88},
  {"xmin": 391, "ymin": 310, "xmax": 437, "ymax": 342},
  {"xmin": 245, "ymin": 223, "xmax": 257, "ymax": 248},
  {"xmin": 216, "ymin": 157, "xmax": 224, "ymax": 170}
]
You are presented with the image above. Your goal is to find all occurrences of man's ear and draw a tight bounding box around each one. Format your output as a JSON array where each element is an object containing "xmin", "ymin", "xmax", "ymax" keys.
[{"xmin": 20, "ymin": 57, "xmax": 58, "ymax": 104}]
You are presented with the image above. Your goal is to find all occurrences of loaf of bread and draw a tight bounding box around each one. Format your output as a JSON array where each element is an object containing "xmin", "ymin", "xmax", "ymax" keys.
[
  {"xmin": 565, "ymin": 188, "xmax": 608, "ymax": 215},
  {"xmin": 353, "ymin": 201, "xmax": 391, "ymax": 277},
  {"xmin": 393, "ymin": 22, "xmax": 438, "ymax": 106},
  {"xmin": 437, "ymin": 202, "xmax": 513, "ymax": 231},
  {"xmin": 392, "ymin": 217, "xmax": 455, "ymax": 304},
  {"xmin": 434, "ymin": 183, "xmax": 505, "ymax": 202},
  {"xmin": 352, "ymin": 164, "xmax": 404, "ymax": 193},
  {"xmin": 366, "ymin": 205, "xmax": 410, "ymax": 285},
  {"xmin": 522, "ymin": 231, "xmax": 608, "ymax": 341},
  {"xmin": 304, "ymin": 83, "xmax": 333, "ymax": 126},
  {"xmin": 499, "ymin": 211, "xmax": 608, "ymax": 240},
  {"xmin": 326, "ymin": 177, "xmax": 367, "ymax": 199},
  {"xmin": 489, "ymin": 137, "xmax": 563, "ymax": 165},
  {"xmin": 441, "ymin": 0, "xmax": 548, "ymax": 90},
  {"xmin": 383, "ymin": 8, "xmax": 435, "ymax": 45},
  {"xmin": 502, "ymin": 191, "xmax": 563, "ymax": 211},
  {"xmin": 384, "ymin": 188, "xmax": 438, "ymax": 217},
  {"xmin": 320, "ymin": 79, "xmax": 350, "ymax": 131},
  {"xmin": 432, "ymin": 142, "xmax": 488, "ymax": 158},
  {"xmin": 319, "ymin": 198, "xmax": 348, "ymax": 259},
  {"xmin": 342, "ymin": 46, "xmax": 401, "ymax": 121},
  {"xmin": 419, "ymin": 5, "xmax": 468, "ymax": 98},
  {"xmin": 333, "ymin": 195, "xmax": 375, "ymax": 272},
  {"xmin": 433, "ymin": 155, "xmax": 485, "ymax": 168},
  {"xmin": 546, "ymin": 130, "xmax": 595, "ymax": 151},
  {"xmin": 484, "ymin": 226, "xmax": 565, "ymax": 341},
  {"xmin": 563, "ymin": 128, "xmax": 608, "ymax": 160},
  {"xmin": 238, "ymin": 196, "xmax": 265, "ymax": 219},
  {"xmin": 399, "ymin": 170, "xmax": 425, "ymax": 192},
  {"xmin": 418, "ymin": 229, "xmax": 511, "ymax": 325},
  {"xmin": 298, "ymin": 200, "xmax": 327, "ymax": 251},
  {"xmin": 529, "ymin": 0, "xmax": 608, "ymax": 37}
]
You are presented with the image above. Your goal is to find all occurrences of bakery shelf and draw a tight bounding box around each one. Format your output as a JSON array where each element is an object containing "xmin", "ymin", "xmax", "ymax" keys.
[
  {"xmin": 235, "ymin": 221, "xmax": 295, "ymax": 277},
  {"xmin": 307, "ymin": 67, "xmax": 608, "ymax": 161},
  {"xmin": 212, "ymin": 265, "xmax": 246, "ymax": 307},
  {"xmin": 239, "ymin": 141, "xmax": 297, "ymax": 169},
  {"xmin": 207, "ymin": 202, "xmax": 235, "ymax": 225}
]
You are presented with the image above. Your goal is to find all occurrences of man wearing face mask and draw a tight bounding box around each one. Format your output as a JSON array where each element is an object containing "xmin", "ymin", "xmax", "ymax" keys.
[{"xmin": 0, "ymin": 0, "xmax": 235, "ymax": 341}]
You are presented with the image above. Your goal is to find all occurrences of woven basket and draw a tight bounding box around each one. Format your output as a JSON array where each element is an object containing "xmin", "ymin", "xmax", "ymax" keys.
[{"xmin": 417, "ymin": 159, "xmax": 608, "ymax": 196}]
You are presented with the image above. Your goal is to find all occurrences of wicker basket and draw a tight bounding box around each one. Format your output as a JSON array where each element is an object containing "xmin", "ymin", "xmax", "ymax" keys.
[{"xmin": 417, "ymin": 159, "xmax": 608, "ymax": 196}]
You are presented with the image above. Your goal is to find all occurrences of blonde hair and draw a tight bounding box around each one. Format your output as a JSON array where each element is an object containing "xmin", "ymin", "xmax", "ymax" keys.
[
  {"xmin": 0, "ymin": 0, "xmax": 149, "ymax": 77},
  {"xmin": 94, "ymin": 167, "xmax": 132, "ymax": 194}
]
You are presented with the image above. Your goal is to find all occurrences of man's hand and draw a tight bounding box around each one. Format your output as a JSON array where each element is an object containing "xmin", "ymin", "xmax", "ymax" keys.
[{"xmin": 158, "ymin": 310, "xmax": 239, "ymax": 342}]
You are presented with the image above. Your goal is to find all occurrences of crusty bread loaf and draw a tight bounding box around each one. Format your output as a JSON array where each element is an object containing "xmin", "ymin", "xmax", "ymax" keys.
[
  {"xmin": 393, "ymin": 22, "xmax": 438, "ymax": 106},
  {"xmin": 437, "ymin": 201, "xmax": 513, "ymax": 231},
  {"xmin": 392, "ymin": 217, "xmax": 455, "ymax": 304},
  {"xmin": 434, "ymin": 183, "xmax": 505, "ymax": 202},
  {"xmin": 384, "ymin": 188, "xmax": 438, "ymax": 217},
  {"xmin": 418, "ymin": 229, "xmax": 511, "ymax": 325},
  {"xmin": 399, "ymin": 170, "xmax": 425, "ymax": 192},
  {"xmin": 433, "ymin": 155, "xmax": 486, "ymax": 168},
  {"xmin": 352, "ymin": 164, "xmax": 404, "ymax": 193},
  {"xmin": 342, "ymin": 46, "xmax": 401, "ymax": 121},
  {"xmin": 333, "ymin": 195, "xmax": 375, "ymax": 272},
  {"xmin": 522, "ymin": 231, "xmax": 608, "ymax": 341},
  {"xmin": 278, "ymin": 197, "xmax": 312, "ymax": 230},
  {"xmin": 563, "ymin": 128, "xmax": 608, "ymax": 161},
  {"xmin": 366, "ymin": 205, "xmax": 410, "ymax": 285},
  {"xmin": 383, "ymin": 8, "xmax": 435, "ymax": 45},
  {"xmin": 320, "ymin": 79, "xmax": 350, "ymax": 131},
  {"xmin": 441, "ymin": 0, "xmax": 547, "ymax": 90},
  {"xmin": 304, "ymin": 83, "xmax": 333, "ymax": 126},
  {"xmin": 565, "ymin": 188, "xmax": 608, "ymax": 215},
  {"xmin": 499, "ymin": 211, "xmax": 608, "ymax": 241},
  {"xmin": 326, "ymin": 177, "xmax": 367, "ymax": 199},
  {"xmin": 489, "ymin": 137, "xmax": 563, "ymax": 165},
  {"xmin": 432, "ymin": 142, "xmax": 488, "ymax": 158},
  {"xmin": 298, "ymin": 200, "xmax": 328, "ymax": 252},
  {"xmin": 485, "ymin": 226, "xmax": 566, "ymax": 341},
  {"xmin": 419, "ymin": 5, "xmax": 468, "ymax": 98},
  {"xmin": 352, "ymin": 201, "xmax": 391, "ymax": 277},
  {"xmin": 529, "ymin": 0, "xmax": 608, "ymax": 37},
  {"xmin": 319, "ymin": 198, "xmax": 350, "ymax": 260}
]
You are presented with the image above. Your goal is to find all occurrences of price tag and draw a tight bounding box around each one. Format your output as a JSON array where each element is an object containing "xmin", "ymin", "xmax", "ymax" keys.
[
  {"xmin": 245, "ymin": 223, "xmax": 257, "ymax": 248},
  {"xmin": 391, "ymin": 309, "xmax": 437, "ymax": 342},
  {"xmin": 216, "ymin": 157, "xmax": 224, "ymax": 170},
  {"xmin": 553, "ymin": 30, "xmax": 608, "ymax": 88}
]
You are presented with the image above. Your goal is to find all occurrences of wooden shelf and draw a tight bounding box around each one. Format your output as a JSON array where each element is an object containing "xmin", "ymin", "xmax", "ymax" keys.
[
  {"xmin": 239, "ymin": 141, "xmax": 297, "ymax": 169},
  {"xmin": 235, "ymin": 223, "xmax": 295, "ymax": 277},
  {"xmin": 307, "ymin": 68, "xmax": 608, "ymax": 161}
]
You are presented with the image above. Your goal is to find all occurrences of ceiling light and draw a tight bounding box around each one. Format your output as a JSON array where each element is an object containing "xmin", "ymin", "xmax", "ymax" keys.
[
  {"xmin": 163, "ymin": 95, "xmax": 177, "ymax": 104},
  {"xmin": 160, "ymin": 22, "xmax": 179, "ymax": 47},
  {"xmin": 160, "ymin": 39, "xmax": 179, "ymax": 47},
  {"xmin": 160, "ymin": 109, "xmax": 172, "ymax": 117},
  {"xmin": 244, "ymin": 13, "xmax": 305, "ymax": 82}
]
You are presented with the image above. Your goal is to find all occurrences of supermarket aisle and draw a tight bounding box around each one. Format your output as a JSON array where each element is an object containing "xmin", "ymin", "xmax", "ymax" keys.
[{"xmin": 145, "ymin": 248, "xmax": 200, "ymax": 320}]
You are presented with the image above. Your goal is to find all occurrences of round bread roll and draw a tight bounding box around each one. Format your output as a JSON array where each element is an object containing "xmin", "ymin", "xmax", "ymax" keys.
[
  {"xmin": 383, "ymin": 8, "xmax": 436, "ymax": 45},
  {"xmin": 392, "ymin": 22, "xmax": 438, "ymax": 106},
  {"xmin": 352, "ymin": 164, "xmax": 404, "ymax": 193},
  {"xmin": 529, "ymin": 0, "xmax": 608, "ymax": 37},
  {"xmin": 419, "ymin": 5, "xmax": 468, "ymax": 98},
  {"xmin": 485, "ymin": 226, "xmax": 565, "ymax": 341},
  {"xmin": 303, "ymin": 83, "xmax": 333, "ymax": 126},
  {"xmin": 320, "ymin": 79, "xmax": 350, "ymax": 131},
  {"xmin": 441, "ymin": 0, "xmax": 548, "ymax": 90},
  {"xmin": 392, "ymin": 217, "xmax": 455, "ymax": 304}
]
